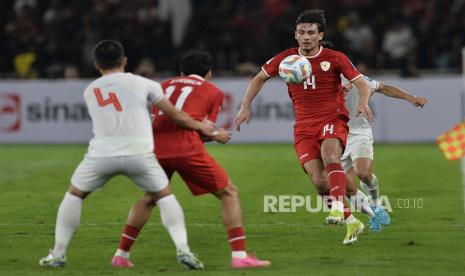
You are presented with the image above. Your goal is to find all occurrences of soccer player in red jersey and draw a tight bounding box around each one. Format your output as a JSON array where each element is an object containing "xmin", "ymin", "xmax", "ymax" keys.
[
  {"xmin": 114, "ymin": 50, "xmax": 270, "ymax": 269},
  {"xmin": 236, "ymin": 10, "xmax": 374, "ymax": 244}
]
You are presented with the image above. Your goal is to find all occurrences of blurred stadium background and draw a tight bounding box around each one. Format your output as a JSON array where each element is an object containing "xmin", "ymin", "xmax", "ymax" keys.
[
  {"xmin": 1, "ymin": 0, "xmax": 464, "ymax": 78},
  {"xmin": 1, "ymin": 0, "xmax": 465, "ymax": 275}
]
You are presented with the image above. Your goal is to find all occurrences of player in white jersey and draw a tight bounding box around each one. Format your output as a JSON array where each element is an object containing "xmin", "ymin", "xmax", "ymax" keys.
[
  {"xmin": 39, "ymin": 40, "xmax": 212, "ymax": 269},
  {"xmin": 341, "ymin": 75, "xmax": 427, "ymax": 231}
]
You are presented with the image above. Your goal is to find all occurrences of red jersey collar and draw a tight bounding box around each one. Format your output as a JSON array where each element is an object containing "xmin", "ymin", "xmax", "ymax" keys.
[{"xmin": 298, "ymin": 46, "xmax": 323, "ymax": 59}]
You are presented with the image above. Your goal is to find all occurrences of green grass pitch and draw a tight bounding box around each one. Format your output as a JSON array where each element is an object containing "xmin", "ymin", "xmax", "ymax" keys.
[{"xmin": 0, "ymin": 144, "xmax": 464, "ymax": 275}]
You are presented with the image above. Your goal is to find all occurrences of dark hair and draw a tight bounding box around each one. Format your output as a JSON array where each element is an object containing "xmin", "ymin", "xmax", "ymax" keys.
[
  {"xmin": 296, "ymin": 9, "xmax": 326, "ymax": 32},
  {"xmin": 179, "ymin": 50, "xmax": 212, "ymax": 77},
  {"xmin": 93, "ymin": 40, "xmax": 125, "ymax": 69}
]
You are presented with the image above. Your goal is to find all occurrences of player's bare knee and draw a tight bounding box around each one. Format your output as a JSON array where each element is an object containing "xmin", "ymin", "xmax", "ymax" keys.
[
  {"xmin": 322, "ymin": 154, "xmax": 341, "ymax": 166},
  {"xmin": 225, "ymin": 182, "xmax": 238, "ymax": 197},
  {"xmin": 357, "ymin": 171, "xmax": 372, "ymax": 184},
  {"xmin": 214, "ymin": 180, "xmax": 238, "ymax": 199},
  {"xmin": 139, "ymin": 193, "xmax": 156, "ymax": 207},
  {"xmin": 147, "ymin": 184, "xmax": 172, "ymax": 202}
]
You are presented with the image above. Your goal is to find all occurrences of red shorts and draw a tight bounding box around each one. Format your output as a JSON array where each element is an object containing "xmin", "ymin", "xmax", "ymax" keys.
[
  {"xmin": 158, "ymin": 151, "xmax": 229, "ymax": 196},
  {"xmin": 294, "ymin": 117, "xmax": 349, "ymax": 166}
]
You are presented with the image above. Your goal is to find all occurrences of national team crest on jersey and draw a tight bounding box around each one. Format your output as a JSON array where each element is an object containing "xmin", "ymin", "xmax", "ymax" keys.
[{"xmin": 320, "ymin": 61, "xmax": 330, "ymax": 71}]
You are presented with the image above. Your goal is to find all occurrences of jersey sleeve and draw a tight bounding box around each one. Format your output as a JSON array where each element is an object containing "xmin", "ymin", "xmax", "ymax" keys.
[
  {"xmin": 207, "ymin": 91, "xmax": 224, "ymax": 123},
  {"xmin": 336, "ymin": 52, "xmax": 361, "ymax": 82},
  {"xmin": 261, "ymin": 51, "xmax": 289, "ymax": 78},
  {"xmin": 145, "ymin": 78, "xmax": 165, "ymax": 104}
]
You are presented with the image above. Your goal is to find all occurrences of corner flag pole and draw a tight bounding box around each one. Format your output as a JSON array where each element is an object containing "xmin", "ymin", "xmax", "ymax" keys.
[{"xmin": 461, "ymin": 47, "xmax": 465, "ymax": 212}]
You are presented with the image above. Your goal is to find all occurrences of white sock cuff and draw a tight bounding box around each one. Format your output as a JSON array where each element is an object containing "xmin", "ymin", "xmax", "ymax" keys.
[
  {"xmin": 115, "ymin": 249, "xmax": 130, "ymax": 259},
  {"xmin": 157, "ymin": 194, "xmax": 175, "ymax": 204},
  {"xmin": 64, "ymin": 192, "xmax": 83, "ymax": 202}
]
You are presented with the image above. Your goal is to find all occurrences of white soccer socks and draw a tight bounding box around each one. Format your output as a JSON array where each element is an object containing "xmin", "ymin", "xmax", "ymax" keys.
[
  {"xmin": 349, "ymin": 189, "xmax": 375, "ymax": 218},
  {"xmin": 53, "ymin": 192, "xmax": 83, "ymax": 257},
  {"xmin": 360, "ymin": 173, "xmax": 380, "ymax": 206},
  {"xmin": 157, "ymin": 195, "xmax": 190, "ymax": 253}
]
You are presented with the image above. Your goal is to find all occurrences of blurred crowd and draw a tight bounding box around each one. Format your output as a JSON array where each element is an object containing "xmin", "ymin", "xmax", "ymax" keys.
[{"xmin": 1, "ymin": 0, "xmax": 464, "ymax": 79}]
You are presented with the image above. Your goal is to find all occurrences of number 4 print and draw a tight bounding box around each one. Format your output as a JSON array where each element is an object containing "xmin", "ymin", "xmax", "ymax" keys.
[
  {"xmin": 93, "ymin": 88, "xmax": 123, "ymax": 112},
  {"xmin": 303, "ymin": 75, "xmax": 316, "ymax": 90},
  {"xmin": 323, "ymin": 124, "xmax": 334, "ymax": 135}
]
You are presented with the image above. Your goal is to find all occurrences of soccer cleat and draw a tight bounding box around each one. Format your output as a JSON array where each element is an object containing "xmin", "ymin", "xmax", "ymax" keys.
[
  {"xmin": 326, "ymin": 209, "xmax": 344, "ymax": 225},
  {"xmin": 369, "ymin": 216, "xmax": 382, "ymax": 232},
  {"xmin": 373, "ymin": 205, "xmax": 390, "ymax": 226},
  {"xmin": 176, "ymin": 250, "xmax": 204, "ymax": 270},
  {"xmin": 39, "ymin": 250, "xmax": 66, "ymax": 268},
  {"xmin": 343, "ymin": 219, "xmax": 364, "ymax": 245},
  {"xmin": 231, "ymin": 255, "xmax": 271, "ymax": 269},
  {"xmin": 111, "ymin": 256, "xmax": 134, "ymax": 268}
]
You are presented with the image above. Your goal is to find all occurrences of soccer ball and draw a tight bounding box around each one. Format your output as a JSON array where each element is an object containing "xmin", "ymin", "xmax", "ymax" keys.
[{"xmin": 278, "ymin": 55, "xmax": 312, "ymax": 84}]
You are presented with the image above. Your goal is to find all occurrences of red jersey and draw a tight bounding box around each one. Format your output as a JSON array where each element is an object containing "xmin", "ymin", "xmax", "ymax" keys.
[
  {"xmin": 262, "ymin": 47, "xmax": 361, "ymax": 127},
  {"xmin": 152, "ymin": 75, "xmax": 224, "ymax": 159}
]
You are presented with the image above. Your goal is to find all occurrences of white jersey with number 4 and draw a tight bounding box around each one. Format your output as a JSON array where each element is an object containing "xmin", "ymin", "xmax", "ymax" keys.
[
  {"xmin": 344, "ymin": 75, "xmax": 379, "ymax": 137},
  {"xmin": 83, "ymin": 72, "xmax": 164, "ymax": 157}
]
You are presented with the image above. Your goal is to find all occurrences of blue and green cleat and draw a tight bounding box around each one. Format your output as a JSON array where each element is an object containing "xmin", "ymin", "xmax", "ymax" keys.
[
  {"xmin": 373, "ymin": 205, "xmax": 390, "ymax": 226},
  {"xmin": 369, "ymin": 216, "xmax": 382, "ymax": 232}
]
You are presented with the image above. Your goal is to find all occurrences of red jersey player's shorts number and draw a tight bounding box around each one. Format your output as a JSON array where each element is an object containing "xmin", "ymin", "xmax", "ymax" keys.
[
  {"xmin": 303, "ymin": 75, "xmax": 316, "ymax": 90},
  {"xmin": 93, "ymin": 88, "xmax": 123, "ymax": 112},
  {"xmin": 323, "ymin": 123, "xmax": 334, "ymax": 136},
  {"xmin": 159, "ymin": 85, "xmax": 194, "ymax": 115}
]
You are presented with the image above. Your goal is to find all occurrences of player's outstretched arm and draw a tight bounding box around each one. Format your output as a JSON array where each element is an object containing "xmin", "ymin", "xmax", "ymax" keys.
[
  {"xmin": 201, "ymin": 128, "xmax": 232, "ymax": 144},
  {"xmin": 236, "ymin": 71, "xmax": 269, "ymax": 131},
  {"xmin": 352, "ymin": 76, "xmax": 374, "ymax": 122},
  {"xmin": 376, "ymin": 83, "xmax": 428, "ymax": 108},
  {"xmin": 156, "ymin": 98, "xmax": 214, "ymax": 136}
]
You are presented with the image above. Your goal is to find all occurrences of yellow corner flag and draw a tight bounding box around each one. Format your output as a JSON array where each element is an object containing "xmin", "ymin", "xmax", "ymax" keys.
[{"xmin": 437, "ymin": 122, "xmax": 465, "ymax": 160}]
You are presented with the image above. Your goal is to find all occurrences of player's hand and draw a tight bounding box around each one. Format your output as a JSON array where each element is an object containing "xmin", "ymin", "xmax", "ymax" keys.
[
  {"xmin": 410, "ymin": 96, "xmax": 428, "ymax": 108},
  {"xmin": 236, "ymin": 105, "xmax": 251, "ymax": 132},
  {"xmin": 357, "ymin": 103, "xmax": 374, "ymax": 122},
  {"xmin": 342, "ymin": 83, "xmax": 352, "ymax": 96},
  {"xmin": 213, "ymin": 128, "xmax": 231, "ymax": 144}
]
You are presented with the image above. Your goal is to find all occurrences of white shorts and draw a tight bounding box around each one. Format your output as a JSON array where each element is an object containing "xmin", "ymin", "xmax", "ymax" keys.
[
  {"xmin": 71, "ymin": 153, "xmax": 168, "ymax": 192},
  {"xmin": 341, "ymin": 134, "xmax": 374, "ymax": 172}
]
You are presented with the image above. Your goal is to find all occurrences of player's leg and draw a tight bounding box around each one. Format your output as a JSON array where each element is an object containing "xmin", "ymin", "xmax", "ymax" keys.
[
  {"xmin": 345, "ymin": 167, "xmax": 381, "ymax": 232},
  {"xmin": 175, "ymin": 152, "xmax": 269, "ymax": 268},
  {"xmin": 303, "ymin": 159, "xmax": 333, "ymax": 209},
  {"xmin": 113, "ymin": 163, "xmax": 174, "ymax": 265},
  {"xmin": 295, "ymin": 137, "xmax": 332, "ymax": 209},
  {"xmin": 212, "ymin": 179, "xmax": 270, "ymax": 268},
  {"xmin": 354, "ymin": 157, "xmax": 377, "ymax": 203},
  {"xmin": 354, "ymin": 158, "xmax": 390, "ymax": 225},
  {"xmin": 346, "ymin": 168, "xmax": 373, "ymax": 217},
  {"xmin": 113, "ymin": 155, "xmax": 203, "ymax": 269},
  {"xmin": 319, "ymin": 121, "xmax": 364, "ymax": 244},
  {"xmin": 320, "ymin": 137, "xmax": 352, "ymax": 223},
  {"xmin": 40, "ymin": 155, "xmax": 113, "ymax": 267}
]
